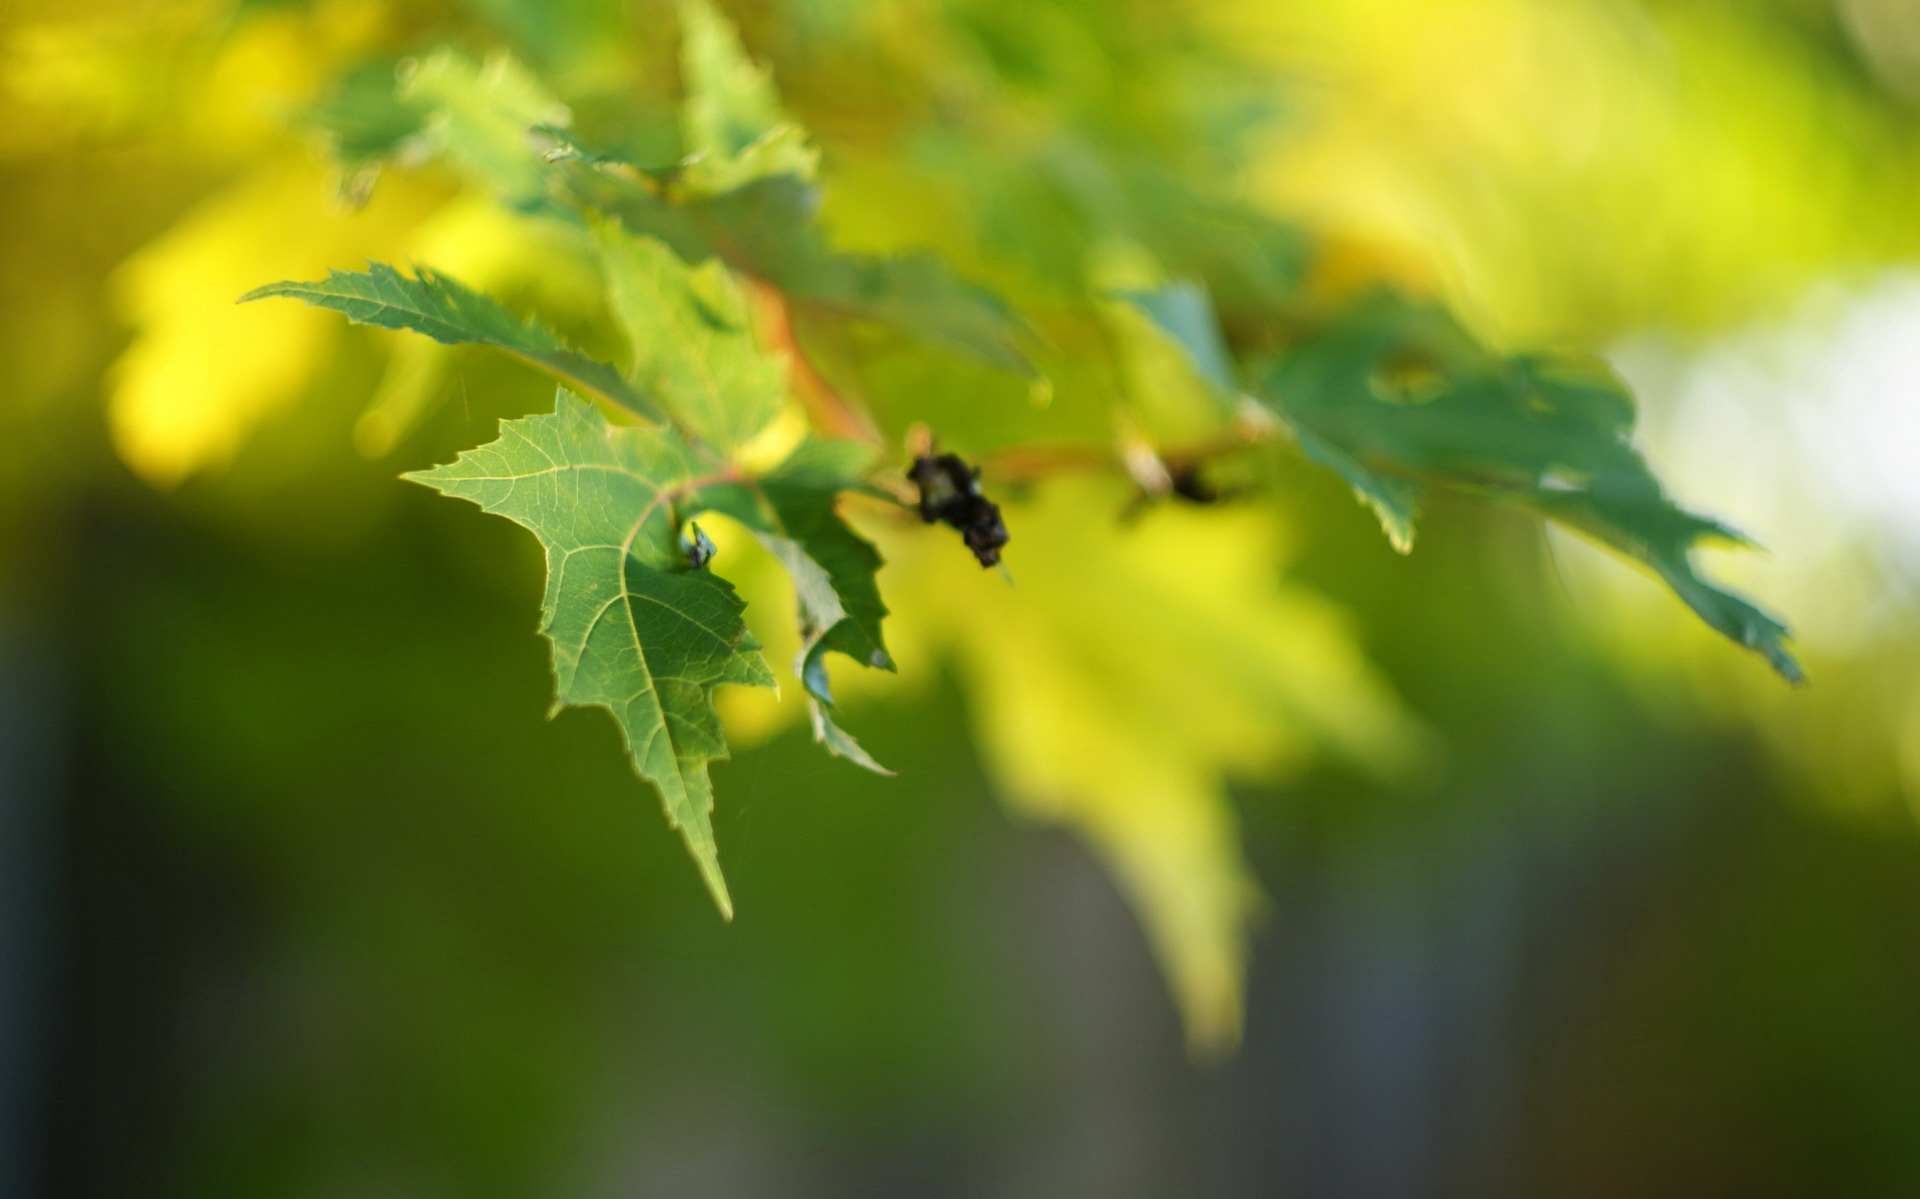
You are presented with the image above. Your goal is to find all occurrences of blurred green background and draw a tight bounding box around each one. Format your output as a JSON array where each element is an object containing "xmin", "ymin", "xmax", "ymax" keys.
[{"xmin": 6, "ymin": 0, "xmax": 1920, "ymax": 1195}]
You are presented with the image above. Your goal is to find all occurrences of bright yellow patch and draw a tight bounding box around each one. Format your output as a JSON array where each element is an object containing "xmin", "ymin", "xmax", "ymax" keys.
[
  {"xmin": 880, "ymin": 479, "xmax": 1420, "ymax": 1052},
  {"xmin": 108, "ymin": 158, "xmax": 444, "ymax": 483}
]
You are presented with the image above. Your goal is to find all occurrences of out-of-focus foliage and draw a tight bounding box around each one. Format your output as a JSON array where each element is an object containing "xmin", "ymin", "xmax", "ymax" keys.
[
  {"xmin": 231, "ymin": 0, "xmax": 1805, "ymax": 1050},
  {"xmin": 110, "ymin": 164, "xmax": 444, "ymax": 483},
  {"xmin": 7, "ymin": 8, "xmax": 1920, "ymax": 1187},
  {"xmin": 591, "ymin": 220, "xmax": 787, "ymax": 446},
  {"xmin": 870, "ymin": 478, "xmax": 1423, "ymax": 1050},
  {"xmin": 1217, "ymin": 0, "xmax": 1920, "ymax": 345}
]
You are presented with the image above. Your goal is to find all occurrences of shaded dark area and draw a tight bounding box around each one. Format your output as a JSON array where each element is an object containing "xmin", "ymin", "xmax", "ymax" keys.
[{"xmin": 8, "ymin": 449, "xmax": 1920, "ymax": 1198}]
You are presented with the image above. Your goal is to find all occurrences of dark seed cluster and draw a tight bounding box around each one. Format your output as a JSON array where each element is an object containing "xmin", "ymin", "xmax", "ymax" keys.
[{"xmin": 908, "ymin": 452, "xmax": 1009, "ymax": 568}]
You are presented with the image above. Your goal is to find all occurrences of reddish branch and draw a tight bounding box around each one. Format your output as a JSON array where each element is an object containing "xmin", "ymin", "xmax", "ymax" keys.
[
  {"xmin": 747, "ymin": 279, "xmax": 884, "ymax": 446},
  {"xmin": 977, "ymin": 417, "xmax": 1276, "ymax": 489},
  {"xmin": 751, "ymin": 282, "xmax": 1276, "ymax": 501}
]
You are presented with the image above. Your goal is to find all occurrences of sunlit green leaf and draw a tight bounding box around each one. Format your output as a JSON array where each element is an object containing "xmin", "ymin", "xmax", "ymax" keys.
[
  {"xmin": 675, "ymin": 0, "xmax": 817, "ymax": 193},
  {"xmin": 405, "ymin": 390, "xmax": 776, "ymax": 914},
  {"xmin": 241, "ymin": 262, "xmax": 659, "ymax": 420},
  {"xmin": 565, "ymin": 166, "xmax": 1032, "ymax": 372},
  {"xmin": 593, "ymin": 219, "xmax": 787, "ymax": 451},
  {"xmin": 399, "ymin": 48, "xmax": 570, "ymax": 208}
]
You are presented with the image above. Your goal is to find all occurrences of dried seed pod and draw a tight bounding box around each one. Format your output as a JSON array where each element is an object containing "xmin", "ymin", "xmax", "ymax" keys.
[{"xmin": 907, "ymin": 452, "xmax": 1009, "ymax": 568}]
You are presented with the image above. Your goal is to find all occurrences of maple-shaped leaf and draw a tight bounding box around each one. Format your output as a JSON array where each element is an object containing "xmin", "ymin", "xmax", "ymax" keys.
[
  {"xmin": 405, "ymin": 391, "xmax": 776, "ymax": 915},
  {"xmin": 539, "ymin": 0, "xmax": 1029, "ymax": 375},
  {"xmin": 593, "ymin": 219, "xmax": 787, "ymax": 452},
  {"xmin": 301, "ymin": 13, "xmax": 1024, "ymax": 373},
  {"xmin": 242, "ymin": 263, "xmax": 660, "ymax": 421},
  {"xmin": 1129, "ymin": 286, "xmax": 1802, "ymax": 682}
]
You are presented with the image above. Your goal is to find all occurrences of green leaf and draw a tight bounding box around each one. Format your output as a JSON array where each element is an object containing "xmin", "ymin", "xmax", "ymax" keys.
[
  {"xmin": 1256, "ymin": 294, "xmax": 1802, "ymax": 681},
  {"xmin": 1120, "ymin": 281, "xmax": 1238, "ymax": 401},
  {"xmin": 305, "ymin": 58, "xmax": 429, "ymax": 201},
  {"xmin": 398, "ymin": 48, "xmax": 572, "ymax": 209},
  {"xmin": 563, "ymin": 165, "xmax": 1032, "ymax": 373},
  {"xmin": 678, "ymin": 0, "xmax": 783, "ymax": 159},
  {"xmin": 758, "ymin": 441, "xmax": 893, "ymax": 669},
  {"xmin": 805, "ymin": 698, "xmax": 892, "ymax": 775},
  {"xmin": 1126, "ymin": 280, "xmax": 1417, "ymax": 546},
  {"xmin": 1284, "ymin": 421, "xmax": 1421, "ymax": 554},
  {"xmin": 791, "ymin": 247, "xmax": 1033, "ymax": 375},
  {"xmin": 241, "ymin": 262, "xmax": 660, "ymax": 421},
  {"xmin": 1135, "ymin": 284, "xmax": 1798, "ymax": 680},
  {"xmin": 405, "ymin": 391, "xmax": 776, "ymax": 915},
  {"xmin": 686, "ymin": 177, "xmax": 1031, "ymax": 371},
  {"xmin": 675, "ymin": 0, "xmax": 817, "ymax": 193},
  {"xmin": 702, "ymin": 438, "xmax": 897, "ymax": 771},
  {"xmin": 593, "ymin": 219, "xmax": 787, "ymax": 451},
  {"xmin": 306, "ymin": 49, "xmax": 567, "ymax": 210}
]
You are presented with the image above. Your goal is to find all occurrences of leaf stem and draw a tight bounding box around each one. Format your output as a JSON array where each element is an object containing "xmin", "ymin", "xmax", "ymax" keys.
[
  {"xmin": 977, "ymin": 408, "xmax": 1278, "ymax": 486},
  {"xmin": 747, "ymin": 279, "xmax": 885, "ymax": 446}
]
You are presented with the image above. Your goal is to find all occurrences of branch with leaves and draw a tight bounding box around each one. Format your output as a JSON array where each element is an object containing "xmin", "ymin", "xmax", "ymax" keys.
[{"xmin": 245, "ymin": 0, "xmax": 1799, "ymax": 1044}]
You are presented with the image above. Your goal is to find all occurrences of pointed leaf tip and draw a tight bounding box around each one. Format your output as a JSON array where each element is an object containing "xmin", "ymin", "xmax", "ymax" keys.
[{"xmin": 409, "ymin": 392, "xmax": 774, "ymax": 908}]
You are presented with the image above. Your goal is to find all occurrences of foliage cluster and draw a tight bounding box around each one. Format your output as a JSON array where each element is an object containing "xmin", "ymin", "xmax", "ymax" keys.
[{"xmin": 225, "ymin": 0, "xmax": 1805, "ymax": 1048}]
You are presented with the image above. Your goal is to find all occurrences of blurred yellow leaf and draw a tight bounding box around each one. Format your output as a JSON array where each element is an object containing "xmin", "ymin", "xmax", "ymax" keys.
[
  {"xmin": 713, "ymin": 474, "xmax": 1420, "ymax": 1050},
  {"xmin": 188, "ymin": 0, "xmax": 390, "ymax": 158},
  {"xmin": 876, "ymin": 478, "xmax": 1420, "ymax": 1052},
  {"xmin": 1, "ymin": 0, "xmax": 389, "ymax": 158},
  {"xmin": 109, "ymin": 157, "xmax": 444, "ymax": 483},
  {"xmin": 1215, "ymin": 0, "xmax": 1920, "ymax": 344}
]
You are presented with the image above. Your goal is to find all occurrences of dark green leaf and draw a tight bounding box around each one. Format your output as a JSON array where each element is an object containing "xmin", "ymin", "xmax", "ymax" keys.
[
  {"xmin": 1138, "ymin": 285, "xmax": 1800, "ymax": 680},
  {"xmin": 405, "ymin": 391, "xmax": 776, "ymax": 913},
  {"xmin": 701, "ymin": 438, "xmax": 897, "ymax": 772},
  {"xmin": 304, "ymin": 58, "xmax": 429, "ymax": 199},
  {"xmin": 1258, "ymin": 294, "xmax": 1801, "ymax": 681},
  {"xmin": 241, "ymin": 263, "xmax": 660, "ymax": 421}
]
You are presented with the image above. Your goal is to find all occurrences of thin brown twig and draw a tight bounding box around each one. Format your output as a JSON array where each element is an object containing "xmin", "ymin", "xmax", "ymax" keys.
[
  {"xmin": 747, "ymin": 278, "xmax": 885, "ymax": 446},
  {"xmin": 977, "ymin": 410, "xmax": 1279, "ymax": 487},
  {"xmin": 745, "ymin": 278, "xmax": 1275, "ymax": 502}
]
